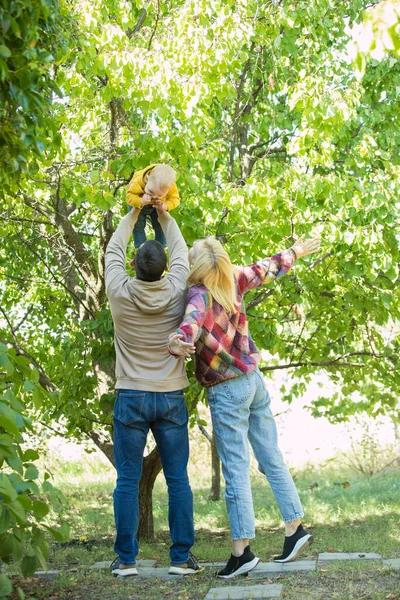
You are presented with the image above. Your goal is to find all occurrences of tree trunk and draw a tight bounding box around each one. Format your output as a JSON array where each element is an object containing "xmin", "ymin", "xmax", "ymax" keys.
[
  {"xmin": 209, "ymin": 429, "xmax": 221, "ymax": 501},
  {"xmin": 138, "ymin": 446, "xmax": 163, "ymax": 540}
]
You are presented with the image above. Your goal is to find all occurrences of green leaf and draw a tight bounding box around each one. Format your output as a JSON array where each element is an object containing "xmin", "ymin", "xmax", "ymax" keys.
[
  {"xmin": 45, "ymin": 521, "xmax": 70, "ymax": 542},
  {"xmin": 0, "ymin": 45, "xmax": 11, "ymax": 58},
  {"xmin": 17, "ymin": 587, "xmax": 25, "ymax": 600},
  {"xmin": 16, "ymin": 480, "xmax": 40, "ymax": 496},
  {"xmin": 32, "ymin": 500, "xmax": 49, "ymax": 519},
  {"xmin": 0, "ymin": 354, "xmax": 14, "ymax": 376},
  {"xmin": 31, "ymin": 387, "xmax": 42, "ymax": 409},
  {"xmin": 22, "ymin": 449, "xmax": 39, "ymax": 461},
  {"xmin": 0, "ymin": 574, "xmax": 12, "ymax": 597},
  {"xmin": 0, "ymin": 506, "xmax": 11, "ymax": 535},
  {"xmin": 90, "ymin": 170, "xmax": 100, "ymax": 184},
  {"xmin": 5, "ymin": 454, "xmax": 23, "ymax": 474},
  {"xmin": 0, "ymin": 473, "xmax": 17, "ymax": 501},
  {"xmin": 8, "ymin": 500, "xmax": 26, "ymax": 523},
  {"xmin": 25, "ymin": 464, "xmax": 39, "ymax": 480},
  {"xmin": 21, "ymin": 554, "xmax": 37, "ymax": 578},
  {"xmin": 0, "ymin": 533, "xmax": 13, "ymax": 558},
  {"xmin": 16, "ymin": 494, "xmax": 33, "ymax": 511},
  {"xmin": 23, "ymin": 379, "xmax": 35, "ymax": 392},
  {"xmin": 0, "ymin": 402, "xmax": 21, "ymax": 435}
]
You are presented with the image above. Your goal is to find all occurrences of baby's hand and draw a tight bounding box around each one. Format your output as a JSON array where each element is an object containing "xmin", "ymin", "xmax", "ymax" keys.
[
  {"xmin": 141, "ymin": 194, "xmax": 152, "ymax": 206},
  {"xmin": 153, "ymin": 199, "xmax": 168, "ymax": 211}
]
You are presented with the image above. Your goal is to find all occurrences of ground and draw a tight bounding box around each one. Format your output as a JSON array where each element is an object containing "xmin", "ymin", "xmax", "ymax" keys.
[{"xmin": 5, "ymin": 463, "xmax": 400, "ymax": 600}]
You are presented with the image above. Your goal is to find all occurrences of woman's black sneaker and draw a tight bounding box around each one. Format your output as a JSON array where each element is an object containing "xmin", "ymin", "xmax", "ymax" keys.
[
  {"xmin": 217, "ymin": 545, "xmax": 260, "ymax": 579},
  {"xmin": 274, "ymin": 524, "xmax": 313, "ymax": 563}
]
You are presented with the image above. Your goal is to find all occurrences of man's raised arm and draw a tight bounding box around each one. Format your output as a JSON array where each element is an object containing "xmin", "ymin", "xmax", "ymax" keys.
[
  {"xmin": 105, "ymin": 209, "xmax": 140, "ymax": 295},
  {"xmin": 155, "ymin": 205, "xmax": 189, "ymax": 287}
]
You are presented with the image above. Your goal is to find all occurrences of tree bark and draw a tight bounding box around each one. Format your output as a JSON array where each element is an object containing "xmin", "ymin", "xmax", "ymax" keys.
[
  {"xmin": 209, "ymin": 429, "xmax": 221, "ymax": 501},
  {"xmin": 138, "ymin": 446, "xmax": 163, "ymax": 540}
]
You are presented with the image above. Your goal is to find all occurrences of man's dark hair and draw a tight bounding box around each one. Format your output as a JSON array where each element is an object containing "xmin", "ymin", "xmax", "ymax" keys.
[{"xmin": 135, "ymin": 240, "xmax": 167, "ymax": 282}]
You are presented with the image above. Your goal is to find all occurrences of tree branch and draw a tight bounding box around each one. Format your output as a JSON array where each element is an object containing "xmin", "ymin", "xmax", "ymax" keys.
[
  {"xmin": 45, "ymin": 231, "xmax": 87, "ymax": 318},
  {"xmin": 198, "ymin": 423, "xmax": 212, "ymax": 444},
  {"xmin": 20, "ymin": 236, "xmax": 96, "ymax": 319},
  {"xmin": 307, "ymin": 251, "xmax": 334, "ymax": 270},
  {"xmin": 97, "ymin": 210, "xmax": 114, "ymax": 306},
  {"xmin": 126, "ymin": 3, "xmax": 150, "ymax": 38},
  {"xmin": 260, "ymin": 360, "xmax": 364, "ymax": 371},
  {"xmin": 247, "ymin": 288, "xmax": 274, "ymax": 310},
  {"xmin": 229, "ymin": 46, "xmax": 255, "ymax": 182},
  {"xmin": 0, "ymin": 215, "xmax": 52, "ymax": 226},
  {"xmin": 259, "ymin": 351, "xmax": 396, "ymax": 372},
  {"xmin": 52, "ymin": 180, "xmax": 98, "ymax": 283},
  {"xmin": 14, "ymin": 305, "xmax": 35, "ymax": 333},
  {"xmin": 147, "ymin": 0, "xmax": 160, "ymax": 51},
  {"xmin": 0, "ymin": 335, "xmax": 58, "ymax": 392}
]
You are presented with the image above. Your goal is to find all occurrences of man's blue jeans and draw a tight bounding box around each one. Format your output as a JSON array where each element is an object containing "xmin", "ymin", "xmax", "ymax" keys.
[
  {"xmin": 133, "ymin": 204, "xmax": 167, "ymax": 248},
  {"xmin": 207, "ymin": 369, "xmax": 303, "ymax": 540},
  {"xmin": 113, "ymin": 389, "xmax": 194, "ymax": 565}
]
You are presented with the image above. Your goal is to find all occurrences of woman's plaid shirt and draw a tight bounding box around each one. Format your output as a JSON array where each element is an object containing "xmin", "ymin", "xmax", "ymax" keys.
[{"xmin": 175, "ymin": 250, "xmax": 295, "ymax": 387}]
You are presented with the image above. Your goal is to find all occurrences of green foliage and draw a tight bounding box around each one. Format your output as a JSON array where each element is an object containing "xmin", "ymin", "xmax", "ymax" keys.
[
  {"xmin": 0, "ymin": 345, "xmax": 69, "ymax": 596},
  {"xmin": 352, "ymin": 0, "xmax": 400, "ymax": 77},
  {"xmin": 0, "ymin": 0, "xmax": 73, "ymax": 187}
]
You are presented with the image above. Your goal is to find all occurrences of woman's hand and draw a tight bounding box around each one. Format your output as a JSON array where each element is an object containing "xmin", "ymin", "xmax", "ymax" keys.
[
  {"xmin": 291, "ymin": 235, "xmax": 321, "ymax": 259},
  {"xmin": 168, "ymin": 332, "xmax": 195, "ymax": 357}
]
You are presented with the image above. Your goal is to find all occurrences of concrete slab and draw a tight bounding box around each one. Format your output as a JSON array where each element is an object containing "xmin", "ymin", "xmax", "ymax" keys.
[
  {"xmin": 90, "ymin": 559, "xmax": 157, "ymax": 570},
  {"xmin": 204, "ymin": 584, "xmax": 283, "ymax": 599},
  {"xmin": 201, "ymin": 563, "xmax": 226, "ymax": 568},
  {"xmin": 318, "ymin": 553, "xmax": 382, "ymax": 562},
  {"xmin": 33, "ymin": 571, "xmax": 60, "ymax": 580},
  {"xmin": 136, "ymin": 567, "xmax": 183, "ymax": 580},
  {"xmin": 383, "ymin": 558, "xmax": 400, "ymax": 569},
  {"xmin": 249, "ymin": 562, "xmax": 283, "ymax": 574},
  {"xmin": 280, "ymin": 560, "xmax": 316, "ymax": 572},
  {"xmin": 246, "ymin": 560, "xmax": 316, "ymax": 578}
]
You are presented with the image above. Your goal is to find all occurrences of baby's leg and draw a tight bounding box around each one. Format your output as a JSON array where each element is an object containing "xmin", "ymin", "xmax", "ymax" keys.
[
  {"xmin": 132, "ymin": 206, "xmax": 148, "ymax": 248},
  {"xmin": 150, "ymin": 208, "xmax": 167, "ymax": 248}
]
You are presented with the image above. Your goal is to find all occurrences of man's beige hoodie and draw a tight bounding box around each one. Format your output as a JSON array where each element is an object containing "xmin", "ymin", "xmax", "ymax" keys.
[{"xmin": 105, "ymin": 210, "xmax": 189, "ymax": 392}]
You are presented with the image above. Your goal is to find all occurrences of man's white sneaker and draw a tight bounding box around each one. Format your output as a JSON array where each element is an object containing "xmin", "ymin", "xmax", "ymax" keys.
[{"xmin": 110, "ymin": 557, "xmax": 138, "ymax": 577}]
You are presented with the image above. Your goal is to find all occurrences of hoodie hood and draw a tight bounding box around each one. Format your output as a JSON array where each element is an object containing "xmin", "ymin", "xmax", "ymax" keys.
[{"xmin": 127, "ymin": 277, "xmax": 172, "ymax": 314}]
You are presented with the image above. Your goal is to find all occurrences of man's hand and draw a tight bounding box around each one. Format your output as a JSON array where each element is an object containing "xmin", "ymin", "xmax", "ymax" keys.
[
  {"xmin": 291, "ymin": 235, "xmax": 321, "ymax": 259},
  {"xmin": 168, "ymin": 332, "xmax": 195, "ymax": 357},
  {"xmin": 141, "ymin": 194, "xmax": 152, "ymax": 206}
]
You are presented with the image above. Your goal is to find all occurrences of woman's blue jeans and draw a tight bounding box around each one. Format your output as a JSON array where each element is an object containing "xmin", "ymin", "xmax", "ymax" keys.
[
  {"xmin": 207, "ymin": 369, "xmax": 304, "ymax": 540},
  {"xmin": 113, "ymin": 389, "xmax": 194, "ymax": 564}
]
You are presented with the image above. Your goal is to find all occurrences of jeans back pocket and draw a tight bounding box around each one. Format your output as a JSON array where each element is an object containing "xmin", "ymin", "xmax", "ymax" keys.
[
  {"xmin": 114, "ymin": 391, "xmax": 146, "ymax": 425},
  {"xmin": 220, "ymin": 375, "xmax": 252, "ymax": 405},
  {"xmin": 163, "ymin": 391, "xmax": 188, "ymax": 426}
]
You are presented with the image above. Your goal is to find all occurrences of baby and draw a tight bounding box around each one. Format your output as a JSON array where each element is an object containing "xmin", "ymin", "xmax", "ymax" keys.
[{"xmin": 126, "ymin": 164, "xmax": 180, "ymax": 248}]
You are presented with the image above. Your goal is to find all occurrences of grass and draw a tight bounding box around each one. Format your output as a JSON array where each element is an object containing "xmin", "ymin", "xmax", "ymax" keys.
[
  {"xmin": 6, "ymin": 458, "xmax": 400, "ymax": 599},
  {"xmin": 10, "ymin": 561, "xmax": 400, "ymax": 600}
]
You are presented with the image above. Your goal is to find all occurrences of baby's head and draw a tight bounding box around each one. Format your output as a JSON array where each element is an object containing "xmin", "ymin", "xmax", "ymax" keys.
[{"xmin": 145, "ymin": 164, "xmax": 176, "ymax": 200}]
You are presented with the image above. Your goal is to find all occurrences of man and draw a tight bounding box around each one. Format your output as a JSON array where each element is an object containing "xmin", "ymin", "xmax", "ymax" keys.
[{"xmin": 105, "ymin": 203, "xmax": 201, "ymax": 577}]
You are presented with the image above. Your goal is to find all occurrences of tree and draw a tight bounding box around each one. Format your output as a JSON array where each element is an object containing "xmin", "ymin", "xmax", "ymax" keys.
[
  {"xmin": 0, "ymin": 345, "xmax": 68, "ymax": 598},
  {"xmin": 0, "ymin": 0, "xmax": 72, "ymax": 189},
  {"xmin": 1, "ymin": 0, "xmax": 399, "ymax": 540}
]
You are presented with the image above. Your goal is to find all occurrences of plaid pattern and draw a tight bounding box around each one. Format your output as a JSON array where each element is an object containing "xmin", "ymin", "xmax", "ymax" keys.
[{"xmin": 177, "ymin": 250, "xmax": 295, "ymax": 387}]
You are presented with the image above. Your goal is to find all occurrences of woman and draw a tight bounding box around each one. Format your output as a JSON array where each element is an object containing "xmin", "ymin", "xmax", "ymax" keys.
[{"xmin": 168, "ymin": 234, "xmax": 320, "ymax": 579}]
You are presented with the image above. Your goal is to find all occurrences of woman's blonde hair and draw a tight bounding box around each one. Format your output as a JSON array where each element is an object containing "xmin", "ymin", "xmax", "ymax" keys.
[{"xmin": 187, "ymin": 237, "xmax": 238, "ymax": 315}]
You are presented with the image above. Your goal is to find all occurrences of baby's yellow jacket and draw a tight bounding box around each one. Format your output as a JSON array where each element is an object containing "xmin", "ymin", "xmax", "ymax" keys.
[{"xmin": 126, "ymin": 164, "xmax": 180, "ymax": 211}]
